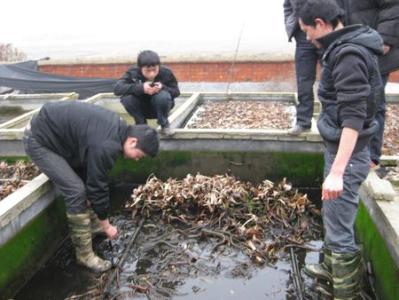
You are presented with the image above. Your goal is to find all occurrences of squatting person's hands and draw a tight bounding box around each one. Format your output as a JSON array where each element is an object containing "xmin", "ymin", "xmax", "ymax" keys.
[
  {"xmin": 152, "ymin": 82, "xmax": 162, "ymax": 94},
  {"xmin": 143, "ymin": 81, "xmax": 158, "ymax": 95}
]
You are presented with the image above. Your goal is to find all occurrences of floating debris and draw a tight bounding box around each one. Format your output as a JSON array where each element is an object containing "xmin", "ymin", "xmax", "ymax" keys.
[
  {"xmin": 126, "ymin": 174, "xmax": 321, "ymax": 265},
  {"xmin": 186, "ymin": 101, "xmax": 294, "ymax": 129},
  {"xmin": 383, "ymin": 104, "xmax": 399, "ymax": 156},
  {"xmin": 0, "ymin": 160, "xmax": 40, "ymax": 201}
]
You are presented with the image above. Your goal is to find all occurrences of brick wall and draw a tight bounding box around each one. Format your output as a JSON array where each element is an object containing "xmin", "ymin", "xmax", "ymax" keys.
[{"xmin": 39, "ymin": 61, "xmax": 399, "ymax": 83}]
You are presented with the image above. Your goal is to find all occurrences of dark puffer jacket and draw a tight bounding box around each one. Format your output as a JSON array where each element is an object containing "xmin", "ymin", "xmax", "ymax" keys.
[
  {"xmin": 31, "ymin": 101, "xmax": 129, "ymax": 220},
  {"xmin": 317, "ymin": 25, "xmax": 384, "ymax": 153},
  {"xmin": 114, "ymin": 65, "xmax": 180, "ymax": 99}
]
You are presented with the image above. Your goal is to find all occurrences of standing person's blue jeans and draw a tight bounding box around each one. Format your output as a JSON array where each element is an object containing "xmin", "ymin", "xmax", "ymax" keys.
[
  {"xmin": 370, "ymin": 74, "xmax": 389, "ymax": 166},
  {"xmin": 294, "ymin": 30, "xmax": 320, "ymax": 129}
]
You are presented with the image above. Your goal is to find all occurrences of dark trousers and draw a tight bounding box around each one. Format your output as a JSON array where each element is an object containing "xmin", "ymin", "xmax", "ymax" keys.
[
  {"xmin": 294, "ymin": 30, "xmax": 319, "ymax": 128},
  {"xmin": 120, "ymin": 90, "xmax": 173, "ymax": 127},
  {"xmin": 23, "ymin": 129, "xmax": 88, "ymax": 214},
  {"xmin": 370, "ymin": 74, "xmax": 389, "ymax": 165}
]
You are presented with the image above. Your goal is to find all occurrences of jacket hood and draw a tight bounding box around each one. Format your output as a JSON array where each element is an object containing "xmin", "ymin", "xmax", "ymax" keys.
[{"xmin": 318, "ymin": 25, "xmax": 384, "ymax": 58}]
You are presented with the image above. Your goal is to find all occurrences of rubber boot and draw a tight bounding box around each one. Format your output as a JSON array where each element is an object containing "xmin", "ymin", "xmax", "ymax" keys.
[
  {"xmin": 305, "ymin": 247, "xmax": 333, "ymax": 297},
  {"xmin": 88, "ymin": 208, "xmax": 105, "ymax": 237},
  {"xmin": 305, "ymin": 247, "xmax": 333, "ymax": 282},
  {"xmin": 67, "ymin": 212, "xmax": 112, "ymax": 272},
  {"xmin": 331, "ymin": 250, "xmax": 362, "ymax": 299}
]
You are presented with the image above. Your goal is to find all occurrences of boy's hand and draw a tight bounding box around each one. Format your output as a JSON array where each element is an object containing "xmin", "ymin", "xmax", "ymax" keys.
[
  {"xmin": 100, "ymin": 219, "xmax": 119, "ymax": 240},
  {"xmin": 152, "ymin": 82, "xmax": 162, "ymax": 94},
  {"xmin": 322, "ymin": 171, "xmax": 343, "ymax": 201},
  {"xmin": 143, "ymin": 82, "xmax": 157, "ymax": 95},
  {"xmin": 383, "ymin": 44, "xmax": 391, "ymax": 55}
]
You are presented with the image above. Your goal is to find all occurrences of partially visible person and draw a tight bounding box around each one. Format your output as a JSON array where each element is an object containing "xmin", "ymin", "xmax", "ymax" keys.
[
  {"xmin": 24, "ymin": 101, "xmax": 159, "ymax": 272},
  {"xmin": 284, "ymin": 0, "xmax": 320, "ymax": 135},
  {"xmin": 114, "ymin": 50, "xmax": 180, "ymax": 136}
]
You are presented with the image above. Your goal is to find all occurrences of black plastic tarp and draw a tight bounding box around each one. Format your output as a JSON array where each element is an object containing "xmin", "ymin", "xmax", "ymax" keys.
[{"xmin": 0, "ymin": 60, "xmax": 117, "ymax": 99}]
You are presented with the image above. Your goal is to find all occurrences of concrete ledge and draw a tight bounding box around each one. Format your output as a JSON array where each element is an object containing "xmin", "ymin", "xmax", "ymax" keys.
[
  {"xmin": 360, "ymin": 193, "xmax": 399, "ymax": 266},
  {"xmin": 0, "ymin": 93, "xmax": 75, "ymax": 113},
  {"xmin": 169, "ymin": 93, "xmax": 200, "ymax": 129},
  {"xmin": 161, "ymin": 138, "xmax": 324, "ymax": 153},
  {"xmin": 0, "ymin": 174, "xmax": 55, "ymax": 247},
  {"xmin": 0, "ymin": 93, "xmax": 75, "ymax": 101},
  {"xmin": 380, "ymin": 155, "xmax": 399, "ymax": 166},
  {"xmin": 0, "ymin": 93, "xmax": 78, "ymax": 129},
  {"xmin": 386, "ymin": 93, "xmax": 399, "ymax": 103}
]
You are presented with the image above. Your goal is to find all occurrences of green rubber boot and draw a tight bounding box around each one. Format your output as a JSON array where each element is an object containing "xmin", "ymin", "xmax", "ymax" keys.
[
  {"xmin": 305, "ymin": 247, "xmax": 333, "ymax": 282},
  {"xmin": 88, "ymin": 208, "xmax": 105, "ymax": 237},
  {"xmin": 331, "ymin": 250, "xmax": 362, "ymax": 300},
  {"xmin": 67, "ymin": 212, "xmax": 112, "ymax": 272}
]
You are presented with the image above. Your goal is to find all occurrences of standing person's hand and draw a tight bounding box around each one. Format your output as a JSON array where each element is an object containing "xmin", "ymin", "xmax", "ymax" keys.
[
  {"xmin": 143, "ymin": 82, "xmax": 157, "ymax": 95},
  {"xmin": 322, "ymin": 171, "xmax": 344, "ymax": 201},
  {"xmin": 100, "ymin": 219, "xmax": 119, "ymax": 240},
  {"xmin": 383, "ymin": 44, "xmax": 391, "ymax": 55}
]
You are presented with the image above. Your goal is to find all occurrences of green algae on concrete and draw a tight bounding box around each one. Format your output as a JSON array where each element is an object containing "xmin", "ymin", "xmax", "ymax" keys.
[
  {"xmin": 356, "ymin": 201, "xmax": 399, "ymax": 300},
  {"xmin": 0, "ymin": 156, "xmax": 30, "ymax": 164},
  {"xmin": 109, "ymin": 151, "xmax": 324, "ymax": 187},
  {"xmin": 0, "ymin": 198, "xmax": 67, "ymax": 299}
]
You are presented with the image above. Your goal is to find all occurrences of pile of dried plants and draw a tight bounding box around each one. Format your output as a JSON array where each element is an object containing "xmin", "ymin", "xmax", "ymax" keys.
[
  {"xmin": 126, "ymin": 174, "xmax": 321, "ymax": 264},
  {"xmin": 0, "ymin": 161, "xmax": 40, "ymax": 200},
  {"xmin": 383, "ymin": 104, "xmax": 399, "ymax": 156},
  {"xmin": 186, "ymin": 101, "xmax": 293, "ymax": 130}
]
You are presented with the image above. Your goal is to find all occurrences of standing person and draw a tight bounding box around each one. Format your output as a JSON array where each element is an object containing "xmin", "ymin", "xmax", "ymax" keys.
[
  {"xmin": 284, "ymin": 0, "xmax": 320, "ymax": 135},
  {"xmin": 297, "ymin": 0, "xmax": 384, "ymax": 298},
  {"xmin": 24, "ymin": 101, "xmax": 159, "ymax": 272},
  {"xmin": 334, "ymin": 0, "xmax": 399, "ymax": 168},
  {"xmin": 114, "ymin": 50, "xmax": 180, "ymax": 136}
]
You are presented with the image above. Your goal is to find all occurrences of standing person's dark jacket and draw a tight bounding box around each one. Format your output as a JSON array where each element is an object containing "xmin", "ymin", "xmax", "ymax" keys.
[
  {"xmin": 31, "ymin": 101, "xmax": 129, "ymax": 220},
  {"xmin": 114, "ymin": 65, "xmax": 180, "ymax": 99},
  {"xmin": 317, "ymin": 25, "xmax": 384, "ymax": 153},
  {"xmin": 286, "ymin": 0, "xmax": 399, "ymax": 74}
]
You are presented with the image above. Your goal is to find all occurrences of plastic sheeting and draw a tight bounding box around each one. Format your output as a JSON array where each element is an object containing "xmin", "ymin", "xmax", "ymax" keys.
[{"xmin": 0, "ymin": 60, "xmax": 117, "ymax": 98}]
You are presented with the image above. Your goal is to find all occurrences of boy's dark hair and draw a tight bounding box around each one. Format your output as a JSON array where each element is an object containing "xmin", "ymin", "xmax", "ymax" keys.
[
  {"xmin": 137, "ymin": 50, "xmax": 161, "ymax": 68},
  {"xmin": 127, "ymin": 124, "xmax": 159, "ymax": 157},
  {"xmin": 297, "ymin": 0, "xmax": 344, "ymax": 29}
]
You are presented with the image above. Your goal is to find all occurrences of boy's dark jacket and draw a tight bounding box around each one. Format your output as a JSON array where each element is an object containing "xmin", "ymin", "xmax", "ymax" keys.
[
  {"xmin": 31, "ymin": 101, "xmax": 129, "ymax": 220},
  {"xmin": 114, "ymin": 65, "xmax": 180, "ymax": 99},
  {"xmin": 316, "ymin": 25, "xmax": 384, "ymax": 153}
]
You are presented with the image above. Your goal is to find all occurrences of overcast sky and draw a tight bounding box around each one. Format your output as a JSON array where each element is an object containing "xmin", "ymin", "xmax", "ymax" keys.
[{"xmin": 0, "ymin": 0, "xmax": 294, "ymax": 60}]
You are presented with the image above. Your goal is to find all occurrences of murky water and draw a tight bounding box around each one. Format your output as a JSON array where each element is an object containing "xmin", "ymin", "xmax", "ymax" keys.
[
  {"xmin": 14, "ymin": 186, "xmax": 322, "ymax": 300},
  {"xmin": 14, "ymin": 185, "xmax": 376, "ymax": 300}
]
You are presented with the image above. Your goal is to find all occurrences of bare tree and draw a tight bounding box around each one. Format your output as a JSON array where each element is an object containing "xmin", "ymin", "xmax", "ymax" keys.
[{"xmin": 0, "ymin": 43, "xmax": 27, "ymax": 62}]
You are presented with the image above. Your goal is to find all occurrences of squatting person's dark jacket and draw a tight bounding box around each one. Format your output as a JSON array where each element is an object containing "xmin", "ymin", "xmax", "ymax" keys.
[
  {"xmin": 317, "ymin": 25, "xmax": 384, "ymax": 153},
  {"xmin": 114, "ymin": 65, "xmax": 180, "ymax": 99},
  {"xmin": 31, "ymin": 101, "xmax": 129, "ymax": 220},
  {"xmin": 284, "ymin": 0, "xmax": 399, "ymax": 74}
]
